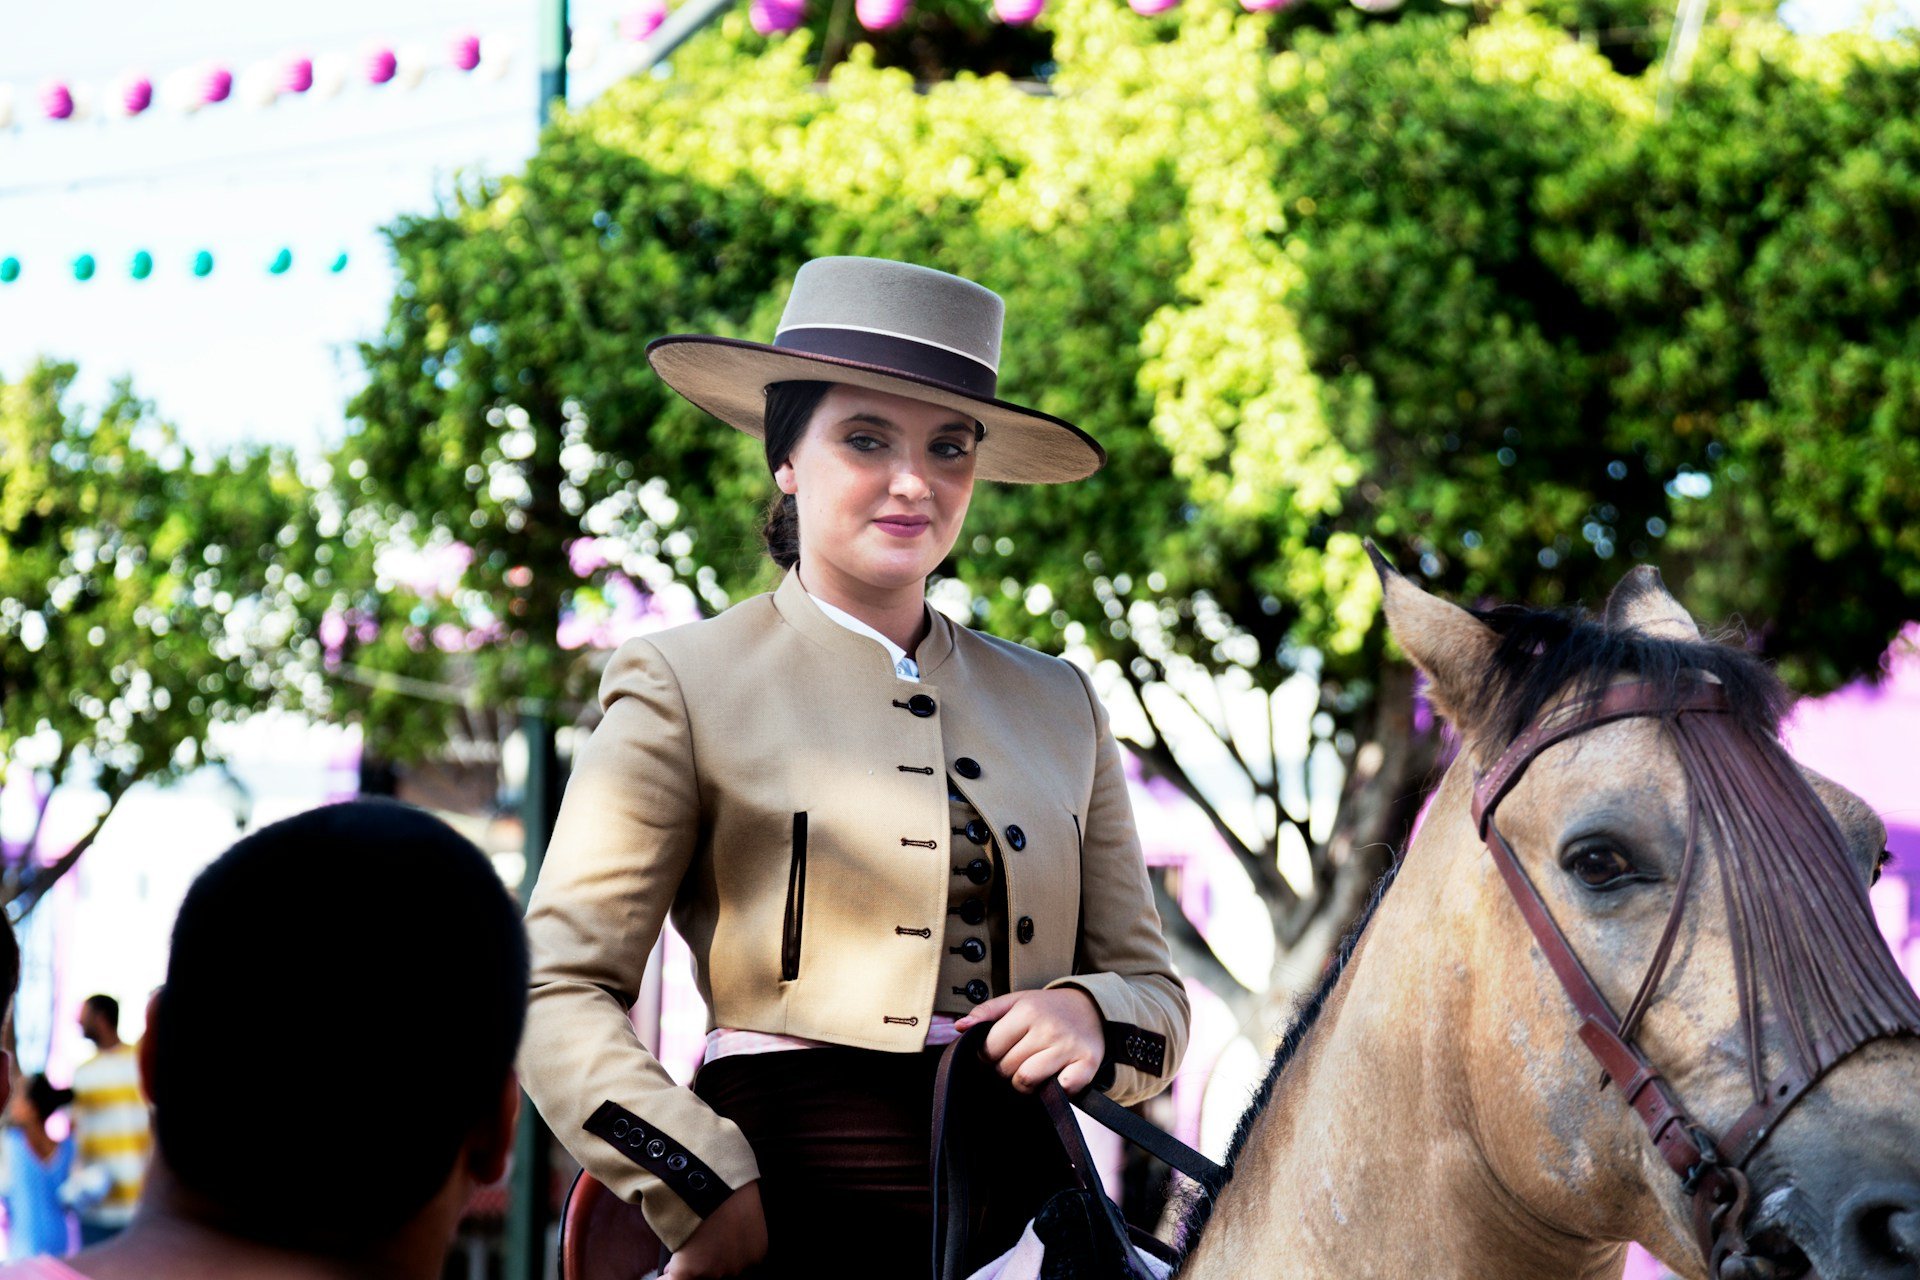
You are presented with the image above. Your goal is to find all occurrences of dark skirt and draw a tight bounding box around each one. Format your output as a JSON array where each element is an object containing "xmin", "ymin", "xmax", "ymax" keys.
[{"xmin": 692, "ymin": 1045, "xmax": 1064, "ymax": 1277}]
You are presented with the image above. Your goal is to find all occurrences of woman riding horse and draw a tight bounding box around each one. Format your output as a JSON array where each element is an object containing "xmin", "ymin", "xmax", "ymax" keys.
[{"xmin": 518, "ymin": 256, "xmax": 1191, "ymax": 1278}]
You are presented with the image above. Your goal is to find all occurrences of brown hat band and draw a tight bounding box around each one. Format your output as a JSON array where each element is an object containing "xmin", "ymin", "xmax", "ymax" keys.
[{"xmin": 771, "ymin": 325, "xmax": 998, "ymax": 400}]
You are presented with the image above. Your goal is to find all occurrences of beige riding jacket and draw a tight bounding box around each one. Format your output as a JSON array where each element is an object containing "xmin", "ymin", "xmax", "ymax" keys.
[{"xmin": 520, "ymin": 570, "xmax": 1190, "ymax": 1249}]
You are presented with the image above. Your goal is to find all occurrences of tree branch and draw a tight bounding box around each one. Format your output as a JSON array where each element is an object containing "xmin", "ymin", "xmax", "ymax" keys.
[
  {"xmin": 1150, "ymin": 871, "xmax": 1258, "ymax": 1028},
  {"xmin": 5, "ymin": 806, "xmax": 111, "ymax": 921}
]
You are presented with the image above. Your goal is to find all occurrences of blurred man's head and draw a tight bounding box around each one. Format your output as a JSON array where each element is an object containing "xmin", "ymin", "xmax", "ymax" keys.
[
  {"xmin": 145, "ymin": 800, "xmax": 528, "ymax": 1257},
  {"xmin": 79, "ymin": 993, "xmax": 121, "ymax": 1047}
]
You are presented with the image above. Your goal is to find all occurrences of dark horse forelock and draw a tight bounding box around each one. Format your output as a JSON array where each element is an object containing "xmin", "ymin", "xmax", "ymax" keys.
[{"xmin": 1671, "ymin": 710, "xmax": 1920, "ymax": 1105}]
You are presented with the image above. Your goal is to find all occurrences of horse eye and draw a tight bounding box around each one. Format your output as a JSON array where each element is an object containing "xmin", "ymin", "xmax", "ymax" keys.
[
  {"xmin": 1873, "ymin": 847, "xmax": 1894, "ymax": 887},
  {"xmin": 1566, "ymin": 845, "xmax": 1638, "ymax": 890}
]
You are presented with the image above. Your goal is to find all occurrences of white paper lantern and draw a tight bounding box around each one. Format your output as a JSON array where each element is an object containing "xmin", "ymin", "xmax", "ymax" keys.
[
  {"xmin": 161, "ymin": 68, "xmax": 203, "ymax": 114},
  {"xmin": 311, "ymin": 53, "xmax": 349, "ymax": 99},
  {"xmin": 237, "ymin": 62, "xmax": 281, "ymax": 108},
  {"xmin": 480, "ymin": 33, "xmax": 517, "ymax": 81},
  {"xmin": 0, "ymin": 85, "xmax": 14, "ymax": 130},
  {"xmin": 395, "ymin": 43, "xmax": 433, "ymax": 90}
]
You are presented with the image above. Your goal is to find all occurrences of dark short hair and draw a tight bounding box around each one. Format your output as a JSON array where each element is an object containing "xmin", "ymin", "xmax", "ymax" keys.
[
  {"xmin": 82, "ymin": 994, "xmax": 119, "ymax": 1030},
  {"xmin": 150, "ymin": 800, "xmax": 528, "ymax": 1252},
  {"xmin": 25, "ymin": 1074, "xmax": 73, "ymax": 1122}
]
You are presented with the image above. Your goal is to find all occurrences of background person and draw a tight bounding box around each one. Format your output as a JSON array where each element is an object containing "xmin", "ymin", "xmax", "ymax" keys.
[
  {"xmin": 520, "ymin": 256, "xmax": 1191, "ymax": 1278},
  {"xmin": 2, "ymin": 1075, "xmax": 76, "ymax": 1259},
  {"xmin": 63, "ymin": 999, "xmax": 147, "ymax": 1246},
  {"xmin": 0, "ymin": 800, "xmax": 528, "ymax": 1280}
]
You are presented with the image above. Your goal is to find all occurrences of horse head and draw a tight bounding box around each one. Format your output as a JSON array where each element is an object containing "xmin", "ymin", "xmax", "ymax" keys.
[
  {"xmin": 1179, "ymin": 559, "xmax": 1920, "ymax": 1280},
  {"xmin": 1377, "ymin": 557, "xmax": 1920, "ymax": 1279}
]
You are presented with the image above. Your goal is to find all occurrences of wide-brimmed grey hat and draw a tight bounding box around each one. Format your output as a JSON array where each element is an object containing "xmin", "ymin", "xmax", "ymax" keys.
[{"xmin": 645, "ymin": 257, "xmax": 1106, "ymax": 484}]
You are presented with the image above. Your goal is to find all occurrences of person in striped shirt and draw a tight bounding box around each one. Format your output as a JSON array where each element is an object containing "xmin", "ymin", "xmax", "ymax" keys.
[{"xmin": 63, "ymin": 997, "xmax": 150, "ymax": 1245}]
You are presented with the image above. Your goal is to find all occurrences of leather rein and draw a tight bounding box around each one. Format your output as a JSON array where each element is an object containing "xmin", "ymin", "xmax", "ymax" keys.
[{"xmin": 1469, "ymin": 680, "xmax": 1865, "ymax": 1277}]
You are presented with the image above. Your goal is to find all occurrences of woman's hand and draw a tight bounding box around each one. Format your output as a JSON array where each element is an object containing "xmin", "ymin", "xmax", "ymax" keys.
[
  {"xmin": 955, "ymin": 986, "xmax": 1106, "ymax": 1094},
  {"xmin": 663, "ymin": 1181, "xmax": 768, "ymax": 1278}
]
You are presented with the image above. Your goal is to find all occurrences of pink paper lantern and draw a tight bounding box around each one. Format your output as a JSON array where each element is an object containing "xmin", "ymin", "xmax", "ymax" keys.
[
  {"xmin": 283, "ymin": 56, "xmax": 314, "ymax": 93},
  {"xmin": 366, "ymin": 47, "xmax": 398, "ymax": 84},
  {"xmin": 1240, "ymin": 0, "xmax": 1296, "ymax": 10},
  {"xmin": 620, "ymin": 2, "xmax": 669, "ymax": 40},
  {"xmin": 121, "ymin": 77, "xmax": 153, "ymax": 115},
  {"xmin": 41, "ymin": 82, "xmax": 74, "ymax": 120},
  {"xmin": 857, "ymin": 0, "xmax": 910, "ymax": 28},
  {"xmin": 1130, "ymin": 0, "xmax": 1179, "ymax": 12},
  {"xmin": 750, "ymin": 0, "xmax": 806, "ymax": 33},
  {"xmin": 451, "ymin": 33, "xmax": 482, "ymax": 71},
  {"xmin": 199, "ymin": 66, "xmax": 233, "ymax": 105},
  {"xmin": 995, "ymin": 0, "xmax": 1047, "ymax": 23}
]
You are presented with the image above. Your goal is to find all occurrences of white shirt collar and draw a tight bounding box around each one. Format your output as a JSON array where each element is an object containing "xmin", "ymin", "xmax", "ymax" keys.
[{"xmin": 806, "ymin": 592, "xmax": 921, "ymax": 682}]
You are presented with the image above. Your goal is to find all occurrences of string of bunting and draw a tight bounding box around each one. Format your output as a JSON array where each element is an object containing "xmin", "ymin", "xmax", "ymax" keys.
[
  {"xmin": 2, "ymin": 0, "xmax": 1438, "ymax": 124},
  {"xmin": 0, "ymin": 5, "xmax": 678, "ymax": 130},
  {"xmin": 0, "ymin": 248, "xmax": 351, "ymax": 284}
]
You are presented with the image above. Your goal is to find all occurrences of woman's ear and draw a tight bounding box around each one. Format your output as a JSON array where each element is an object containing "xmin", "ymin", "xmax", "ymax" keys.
[{"xmin": 774, "ymin": 458, "xmax": 798, "ymax": 496}]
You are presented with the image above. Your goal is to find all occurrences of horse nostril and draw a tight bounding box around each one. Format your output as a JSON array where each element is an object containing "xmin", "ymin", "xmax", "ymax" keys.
[
  {"xmin": 1887, "ymin": 1207, "xmax": 1920, "ymax": 1259},
  {"xmin": 1838, "ymin": 1183, "xmax": 1920, "ymax": 1271}
]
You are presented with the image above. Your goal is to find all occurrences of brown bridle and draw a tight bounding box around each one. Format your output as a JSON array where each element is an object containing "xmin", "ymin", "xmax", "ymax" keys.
[{"xmin": 1470, "ymin": 679, "xmax": 1918, "ymax": 1278}]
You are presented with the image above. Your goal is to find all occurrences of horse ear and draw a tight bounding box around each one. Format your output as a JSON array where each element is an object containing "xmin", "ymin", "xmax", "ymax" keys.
[
  {"xmin": 1603, "ymin": 565, "xmax": 1700, "ymax": 641},
  {"xmin": 1367, "ymin": 541, "xmax": 1499, "ymax": 737}
]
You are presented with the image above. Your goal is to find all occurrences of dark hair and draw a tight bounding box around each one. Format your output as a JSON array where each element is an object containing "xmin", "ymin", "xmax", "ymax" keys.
[
  {"xmin": 24, "ymin": 1075, "xmax": 73, "ymax": 1122},
  {"xmin": 1471, "ymin": 604, "xmax": 1791, "ymax": 747},
  {"xmin": 0, "ymin": 913, "xmax": 17, "ymax": 1023},
  {"xmin": 761, "ymin": 381, "xmax": 834, "ymax": 570},
  {"xmin": 82, "ymin": 994, "xmax": 119, "ymax": 1031},
  {"xmin": 151, "ymin": 800, "xmax": 529, "ymax": 1252}
]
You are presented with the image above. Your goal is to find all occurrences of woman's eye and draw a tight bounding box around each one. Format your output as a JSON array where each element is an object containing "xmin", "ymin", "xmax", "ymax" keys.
[
  {"xmin": 932, "ymin": 441, "xmax": 972, "ymax": 460},
  {"xmin": 1566, "ymin": 845, "xmax": 1639, "ymax": 889},
  {"xmin": 846, "ymin": 434, "xmax": 883, "ymax": 452}
]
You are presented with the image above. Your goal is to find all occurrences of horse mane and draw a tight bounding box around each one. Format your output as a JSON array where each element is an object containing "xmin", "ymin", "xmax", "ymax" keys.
[
  {"xmin": 1172, "ymin": 859, "xmax": 1400, "ymax": 1254},
  {"xmin": 1472, "ymin": 603, "xmax": 1793, "ymax": 748},
  {"xmin": 1173, "ymin": 599, "xmax": 1794, "ymax": 1259}
]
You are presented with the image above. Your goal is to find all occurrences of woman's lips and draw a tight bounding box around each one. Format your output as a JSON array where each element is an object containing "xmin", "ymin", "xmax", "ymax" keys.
[{"xmin": 873, "ymin": 516, "xmax": 931, "ymax": 538}]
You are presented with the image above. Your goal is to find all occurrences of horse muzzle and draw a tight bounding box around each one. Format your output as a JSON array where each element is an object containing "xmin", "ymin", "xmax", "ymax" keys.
[{"xmin": 1734, "ymin": 1174, "xmax": 1920, "ymax": 1280}]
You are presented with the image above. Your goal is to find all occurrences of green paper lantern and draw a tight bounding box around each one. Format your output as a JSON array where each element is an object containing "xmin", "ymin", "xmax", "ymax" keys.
[
  {"xmin": 131, "ymin": 250, "xmax": 153, "ymax": 280},
  {"xmin": 193, "ymin": 250, "xmax": 214, "ymax": 277},
  {"xmin": 329, "ymin": 251, "xmax": 349, "ymax": 273},
  {"xmin": 73, "ymin": 254, "xmax": 96, "ymax": 281},
  {"xmin": 0, "ymin": 258, "xmax": 18, "ymax": 284},
  {"xmin": 269, "ymin": 247, "xmax": 292, "ymax": 274}
]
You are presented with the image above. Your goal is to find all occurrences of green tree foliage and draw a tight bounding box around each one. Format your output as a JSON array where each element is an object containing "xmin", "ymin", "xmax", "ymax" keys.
[
  {"xmin": 336, "ymin": 0, "xmax": 1920, "ymax": 1012},
  {"xmin": 1540, "ymin": 26, "xmax": 1920, "ymax": 688},
  {"xmin": 0, "ymin": 360, "xmax": 310, "ymax": 913}
]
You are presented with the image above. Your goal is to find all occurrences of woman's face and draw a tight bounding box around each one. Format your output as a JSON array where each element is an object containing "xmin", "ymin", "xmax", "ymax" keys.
[{"xmin": 776, "ymin": 383, "xmax": 979, "ymax": 597}]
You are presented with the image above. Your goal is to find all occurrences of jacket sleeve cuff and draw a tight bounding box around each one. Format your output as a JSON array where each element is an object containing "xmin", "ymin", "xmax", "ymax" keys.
[
  {"xmin": 580, "ymin": 1100, "xmax": 761, "ymax": 1251},
  {"xmin": 1046, "ymin": 975, "xmax": 1172, "ymax": 1089}
]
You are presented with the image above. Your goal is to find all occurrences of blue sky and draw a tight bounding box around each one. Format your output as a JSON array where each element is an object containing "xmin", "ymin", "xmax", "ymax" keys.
[{"xmin": 2, "ymin": 0, "xmax": 1912, "ymax": 460}]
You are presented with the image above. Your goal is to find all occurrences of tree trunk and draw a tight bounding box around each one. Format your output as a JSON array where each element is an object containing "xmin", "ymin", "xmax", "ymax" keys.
[{"xmin": 1261, "ymin": 661, "xmax": 1441, "ymax": 1022}]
